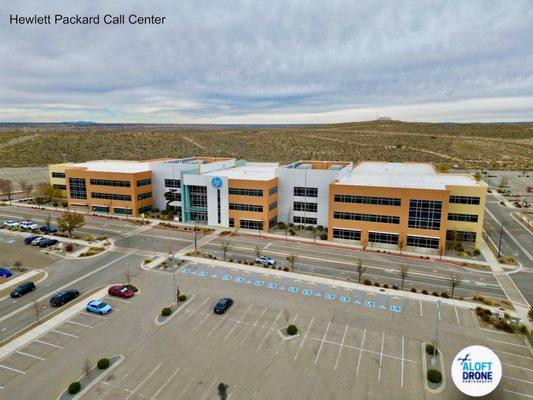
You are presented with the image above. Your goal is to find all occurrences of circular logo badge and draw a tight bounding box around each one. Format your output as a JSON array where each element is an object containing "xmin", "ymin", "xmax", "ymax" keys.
[
  {"xmin": 451, "ymin": 345, "xmax": 502, "ymax": 397},
  {"xmin": 211, "ymin": 177, "xmax": 223, "ymax": 189}
]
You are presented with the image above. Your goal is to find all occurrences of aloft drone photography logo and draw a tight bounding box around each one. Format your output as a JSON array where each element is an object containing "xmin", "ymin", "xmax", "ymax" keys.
[{"xmin": 451, "ymin": 345, "xmax": 502, "ymax": 397}]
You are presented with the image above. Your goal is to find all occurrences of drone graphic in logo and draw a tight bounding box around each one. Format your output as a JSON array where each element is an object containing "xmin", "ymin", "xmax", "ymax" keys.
[{"xmin": 457, "ymin": 353, "xmax": 471, "ymax": 366}]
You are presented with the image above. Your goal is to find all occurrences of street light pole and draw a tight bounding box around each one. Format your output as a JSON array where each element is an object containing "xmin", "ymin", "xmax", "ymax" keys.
[
  {"xmin": 170, "ymin": 255, "xmax": 177, "ymax": 308},
  {"xmin": 497, "ymin": 221, "xmax": 505, "ymax": 259},
  {"xmin": 432, "ymin": 300, "xmax": 440, "ymax": 364},
  {"xmin": 194, "ymin": 220, "xmax": 198, "ymax": 253}
]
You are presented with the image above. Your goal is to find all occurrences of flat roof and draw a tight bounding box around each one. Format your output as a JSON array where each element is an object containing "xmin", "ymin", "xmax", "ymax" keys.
[
  {"xmin": 205, "ymin": 163, "xmax": 277, "ymax": 181},
  {"xmin": 68, "ymin": 160, "xmax": 151, "ymax": 173},
  {"xmin": 336, "ymin": 162, "xmax": 480, "ymax": 190}
]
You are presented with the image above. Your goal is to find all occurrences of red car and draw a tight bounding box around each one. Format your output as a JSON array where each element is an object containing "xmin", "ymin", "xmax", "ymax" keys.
[{"xmin": 108, "ymin": 285, "xmax": 134, "ymax": 298}]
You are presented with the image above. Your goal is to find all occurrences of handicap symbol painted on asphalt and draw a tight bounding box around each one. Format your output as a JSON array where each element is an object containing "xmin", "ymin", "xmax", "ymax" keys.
[
  {"xmin": 198, "ymin": 271, "xmax": 208, "ymax": 277},
  {"xmin": 222, "ymin": 275, "xmax": 232, "ymax": 281},
  {"xmin": 267, "ymin": 282, "xmax": 277, "ymax": 289},
  {"xmin": 254, "ymin": 280, "xmax": 264, "ymax": 287},
  {"xmin": 364, "ymin": 300, "xmax": 376, "ymax": 308},
  {"xmin": 325, "ymin": 293, "xmax": 335, "ymax": 301},
  {"xmin": 390, "ymin": 305, "xmax": 402, "ymax": 313},
  {"xmin": 235, "ymin": 277, "xmax": 245, "ymax": 283},
  {"xmin": 302, "ymin": 289, "xmax": 312, "ymax": 296},
  {"xmin": 288, "ymin": 287, "xmax": 298, "ymax": 294},
  {"xmin": 340, "ymin": 296, "xmax": 351, "ymax": 303},
  {"xmin": 180, "ymin": 268, "xmax": 190, "ymax": 273}
]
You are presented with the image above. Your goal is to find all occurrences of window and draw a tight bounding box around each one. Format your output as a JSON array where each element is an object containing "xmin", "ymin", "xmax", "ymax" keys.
[
  {"xmin": 217, "ymin": 189, "xmax": 221, "ymax": 224},
  {"xmin": 269, "ymin": 216, "xmax": 278, "ymax": 228},
  {"xmin": 189, "ymin": 185, "xmax": 207, "ymax": 207},
  {"xmin": 269, "ymin": 201, "xmax": 278, "ymax": 211},
  {"xmin": 446, "ymin": 230, "xmax": 477, "ymax": 243},
  {"xmin": 293, "ymin": 202, "xmax": 318, "ymax": 212},
  {"xmin": 138, "ymin": 205, "xmax": 152, "ymax": 214},
  {"xmin": 449, "ymin": 195, "xmax": 480, "ymax": 205},
  {"xmin": 53, "ymin": 184, "xmax": 66, "ymax": 190},
  {"xmin": 369, "ymin": 232, "xmax": 399, "ymax": 244},
  {"xmin": 334, "ymin": 195, "xmax": 401, "ymax": 206},
  {"xmin": 68, "ymin": 178, "xmax": 87, "ymax": 199},
  {"xmin": 408, "ymin": 200, "xmax": 442, "ymax": 230},
  {"xmin": 137, "ymin": 192, "xmax": 152, "ymax": 200},
  {"xmin": 229, "ymin": 218, "xmax": 235, "ymax": 227},
  {"xmin": 448, "ymin": 213, "xmax": 479, "ymax": 223},
  {"xmin": 333, "ymin": 228, "xmax": 361, "ymax": 241},
  {"xmin": 113, "ymin": 207, "xmax": 132, "ymax": 215},
  {"xmin": 269, "ymin": 186, "xmax": 278, "ymax": 195},
  {"xmin": 89, "ymin": 179, "xmax": 130, "ymax": 187},
  {"xmin": 137, "ymin": 178, "xmax": 151, "ymax": 187},
  {"xmin": 294, "ymin": 187, "xmax": 318, "ymax": 197},
  {"xmin": 92, "ymin": 192, "xmax": 131, "ymax": 201},
  {"xmin": 229, "ymin": 188, "xmax": 263, "ymax": 197},
  {"xmin": 293, "ymin": 216, "xmax": 317, "ymax": 225},
  {"xmin": 165, "ymin": 179, "xmax": 181, "ymax": 188},
  {"xmin": 190, "ymin": 210, "xmax": 207, "ymax": 222},
  {"xmin": 91, "ymin": 206, "xmax": 109, "ymax": 213},
  {"xmin": 52, "ymin": 172, "xmax": 65, "ymax": 178},
  {"xmin": 333, "ymin": 211, "xmax": 400, "ymax": 224},
  {"xmin": 407, "ymin": 235, "xmax": 439, "ymax": 249},
  {"xmin": 240, "ymin": 219, "xmax": 263, "ymax": 230},
  {"xmin": 229, "ymin": 203, "xmax": 263, "ymax": 212},
  {"xmin": 168, "ymin": 205, "xmax": 181, "ymax": 214},
  {"xmin": 165, "ymin": 191, "xmax": 181, "ymax": 201}
]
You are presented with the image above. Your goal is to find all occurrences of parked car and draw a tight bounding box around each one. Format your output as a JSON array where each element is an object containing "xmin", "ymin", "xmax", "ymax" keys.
[
  {"xmin": 24, "ymin": 235, "xmax": 41, "ymax": 245},
  {"xmin": 10, "ymin": 282, "xmax": 36, "ymax": 298},
  {"xmin": 40, "ymin": 225, "xmax": 58, "ymax": 234},
  {"xmin": 214, "ymin": 298, "xmax": 233, "ymax": 314},
  {"xmin": 20, "ymin": 221, "xmax": 39, "ymax": 230},
  {"xmin": 50, "ymin": 289, "xmax": 79, "ymax": 307},
  {"xmin": 108, "ymin": 284, "xmax": 134, "ymax": 298},
  {"xmin": 3, "ymin": 220, "xmax": 19, "ymax": 228},
  {"xmin": 39, "ymin": 238, "xmax": 59, "ymax": 248},
  {"xmin": 86, "ymin": 300, "xmax": 112, "ymax": 315},
  {"xmin": 0, "ymin": 267, "xmax": 13, "ymax": 278},
  {"xmin": 31, "ymin": 237, "xmax": 47, "ymax": 246},
  {"xmin": 256, "ymin": 255, "xmax": 276, "ymax": 266}
]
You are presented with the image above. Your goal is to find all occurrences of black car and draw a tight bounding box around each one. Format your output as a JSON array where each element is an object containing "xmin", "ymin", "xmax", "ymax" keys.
[
  {"xmin": 50, "ymin": 289, "xmax": 79, "ymax": 307},
  {"xmin": 10, "ymin": 282, "xmax": 36, "ymax": 298},
  {"xmin": 40, "ymin": 225, "xmax": 58, "ymax": 234},
  {"xmin": 214, "ymin": 298, "xmax": 234, "ymax": 314},
  {"xmin": 39, "ymin": 238, "xmax": 59, "ymax": 248}
]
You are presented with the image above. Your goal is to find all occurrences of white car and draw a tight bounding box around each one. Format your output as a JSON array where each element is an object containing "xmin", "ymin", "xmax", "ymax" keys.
[
  {"xmin": 31, "ymin": 237, "xmax": 47, "ymax": 246},
  {"xmin": 3, "ymin": 220, "xmax": 19, "ymax": 228},
  {"xmin": 256, "ymin": 256, "xmax": 276, "ymax": 266},
  {"xmin": 20, "ymin": 221, "xmax": 39, "ymax": 230}
]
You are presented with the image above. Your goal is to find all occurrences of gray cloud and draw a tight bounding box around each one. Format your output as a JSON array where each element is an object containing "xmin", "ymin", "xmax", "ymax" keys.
[{"xmin": 1, "ymin": 0, "xmax": 532, "ymax": 123}]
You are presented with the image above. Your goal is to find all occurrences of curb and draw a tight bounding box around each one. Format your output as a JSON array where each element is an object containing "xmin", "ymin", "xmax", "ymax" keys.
[
  {"xmin": 154, "ymin": 295, "xmax": 196, "ymax": 326},
  {"xmin": 421, "ymin": 342, "xmax": 446, "ymax": 394}
]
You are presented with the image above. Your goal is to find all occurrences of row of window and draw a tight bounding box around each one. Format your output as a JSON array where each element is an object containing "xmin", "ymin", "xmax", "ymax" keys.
[
  {"xmin": 229, "ymin": 203, "xmax": 263, "ymax": 212},
  {"xmin": 91, "ymin": 205, "xmax": 132, "ymax": 215},
  {"xmin": 269, "ymin": 186, "xmax": 278, "ymax": 196},
  {"xmin": 332, "ymin": 228, "xmax": 440, "ymax": 249},
  {"xmin": 269, "ymin": 216, "xmax": 278, "ymax": 229},
  {"xmin": 137, "ymin": 178, "xmax": 151, "ymax": 187},
  {"xmin": 408, "ymin": 200, "xmax": 442, "ymax": 231},
  {"xmin": 137, "ymin": 192, "xmax": 152, "ymax": 200},
  {"xmin": 69, "ymin": 178, "xmax": 87, "ymax": 200},
  {"xmin": 91, "ymin": 192, "xmax": 132, "ymax": 201},
  {"xmin": 333, "ymin": 211, "xmax": 400, "ymax": 224},
  {"xmin": 189, "ymin": 185, "xmax": 207, "ymax": 208},
  {"xmin": 294, "ymin": 187, "xmax": 318, "ymax": 197},
  {"xmin": 333, "ymin": 228, "xmax": 361, "ymax": 241},
  {"xmin": 369, "ymin": 232, "xmax": 398, "ymax": 244},
  {"xmin": 406, "ymin": 235, "xmax": 439, "ymax": 249},
  {"xmin": 448, "ymin": 213, "xmax": 479, "ymax": 223},
  {"xmin": 90, "ymin": 179, "xmax": 131, "ymax": 187},
  {"xmin": 446, "ymin": 230, "xmax": 477, "ymax": 243},
  {"xmin": 293, "ymin": 216, "xmax": 318, "ymax": 225},
  {"xmin": 293, "ymin": 201, "xmax": 317, "ymax": 213},
  {"xmin": 449, "ymin": 195, "xmax": 480, "ymax": 205},
  {"xmin": 53, "ymin": 184, "xmax": 66, "ymax": 190},
  {"xmin": 269, "ymin": 201, "xmax": 278, "ymax": 211},
  {"xmin": 52, "ymin": 172, "xmax": 65, "ymax": 178},
  {"xmin": 229, "ymin": 188, "xmax": 263, "ymax": 197},
  {"xmin": 165, "ymin": 191, "xmax": 181, "ymax": 202},
  {"xmin": 334, "ymin": 195, "xmax": 401, "ymax": 206},
  {"xmin": 165, "ymin": 179, "xmax": 181, "ymax": 188},
  {"xmin": 240, "ymin": 219, "xmax": 263, "ymax": 230}
]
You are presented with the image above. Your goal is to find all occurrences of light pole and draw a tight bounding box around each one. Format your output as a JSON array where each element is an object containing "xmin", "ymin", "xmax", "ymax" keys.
[
  {"xmin": 431, "ymin": 300, "xmax": 440, "ymax": 365},
  {"xmin": 169, "ymin": 254, "xmax": 178, "ymax": 308},
  {"xmin": 497, "ymin": 221, "xmax": 505, "ymax": 259},
  {"xmin": 194, "ymin": 219, "xmax": 198, "ymax": 254}
]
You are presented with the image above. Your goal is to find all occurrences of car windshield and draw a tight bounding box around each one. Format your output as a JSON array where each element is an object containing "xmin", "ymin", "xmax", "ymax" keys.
[
  {"xmin": 119, "ymin": 287, "xmax": 128, "ymax": 293},
  {"xmin": 97, "ymin": 303, "xmax": 108, "ymax": 308},
  {"xmin": 217, "ymin": 299, "xmax": 228, "ymax": 306}
]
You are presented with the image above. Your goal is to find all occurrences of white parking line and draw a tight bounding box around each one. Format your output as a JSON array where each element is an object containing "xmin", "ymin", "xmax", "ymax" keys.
[
  {"xmin": 16, "ymin": 350, "xmax": 45, "ymax": 361},
  {"xmin": 199, "ymin": 378, "xmax": 218, "ymax": 400},
  {"xmin": 454, "ymin": 307, "xmax": 460, "ymax": 325},
  {"xmin": 401, "ymin": 336, "xmax": 404, "ymax": 387},
  {"xmin": 0, "ymin": 364, "xmax": 26, "ymax": 374},
  {"xmin": 334, "ymin": 324, "xmax": 349, "ymax": 370},
  {"xmin": 151, "ymin": 367, "xmax": 181, "ymax": 399},
  {"xmin": 504, "ymin": 375, "xmax": 533, "ymax": 384},
  {"xmin": 294, "ymin": 317, "xmax": 314, "ymax": 360},
  {"xmin": 419, "ymin": 301, "xmax": 423, "ymax": 317},
  {"xmin": 487, "ymin": 338, "xmax": 528, "ymax": 348},
  {"xmin": 35, "ymin": 339, "xmax": 62, "ymax": 349},
  {"xmin": 377, "ymin": 332, "xmax": 385, "ymax": 382},
  {"xmin": 224, "ymin": 305, "xmax": 253, "ymax": 342},
  {"xmin": 66, "ymin": 320, "xmax": 93, "ymax": 328},
  {"xmin": 496, "ymin": 350, "xmax": 533, "ymax": 360},
  {"xmin": 356, "ymin": 328, "xmax": 366, "ymax": 375},
  {"xmin": 503, "ymin": 363, "xmax": 533, "ymax": 372},
  {"xmin": 258, "ymin": 311, "xmax": 282, "ymax": 351},
  {"xmin": 82, "ymin": 312, "xmax": 107, "ymax": 320},
  {"xmin": 504, "ymin": 389, "xmax": 533, "ymax": 398},
  {"xmin": 186, "ymin": 297, "xmax": 211, "ymax": 321},
  {"xmin": 239, "ymin": 308, "xmax": 268, "ymax": 346},
  {"xmin": 51, "ymin": 329, "xmax": 78, "ymax": 338},
  {"xmin": 314, "ymin": 320, "xmax": 331, "ymax": 365},
  {"xmin": 207, "ymin": 314, "xmax": 228, "ymax": 338},
  {"xmin": 106, "ymin": 296, "xmax": 130, "ymax": 304},
  {"xmin": 125, "ymin": 363, "xmax": 162, "ymax": 400},
  {"xmin": 177, "ymin": 381, "xmax": 192, "ymax": 399},
  {"xmin": 191, "ymin": 312, "xmax": 211, "ymax": 333}
]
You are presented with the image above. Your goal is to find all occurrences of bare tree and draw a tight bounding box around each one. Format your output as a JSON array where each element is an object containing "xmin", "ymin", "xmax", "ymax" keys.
[
  {"xmin": 449, "ymin": 273, "xmax": 462, "ymax": 298},
  {"xmin": 398, "ymin": 237, "xmax": 405, "ymax": 255},
  {"xmin": 33, "ymin": 300, "xmax": 42, "ymax": 324},
  {"xmin": 254, "ymin": 245, "xmax": 262, "ymax": 258},
  {"xmin": 45, "ymin": 213, "xmax": 52, "ymax": 229},
  {"xmin": 220, "ymin": 238, "xmax": 231, "ymax": 261},
  {"xmin": 399, "ymin": 265, "xmax": 409, "ymax": 290},
  {"xmin": 19, "ymin": 180, "xmax": 33, "ymax": 198},
  {"xmin": 14, "ymin": 260, "xmax": 23, "ymax": 272},
  {"xmin": 286, "ymin": 254, "xmax": 297, "ymax": 271},
  {"xmin": 122, "ymin": 265, "xmax": 134, "ymax": 286},
  {"xmin": 311, "ymin": 227, "xmax": 320, "ymax": 243},
  {"xmin": 82, "ymin": 358, "xmax": 92, "ymax": 379},
  {"xmin": 356, "ymin": 258, "xmax": 366, "ymax": 283},
  {"xmin": 0, "ymin": 179, "xmax": 14, "ymax": 204}
]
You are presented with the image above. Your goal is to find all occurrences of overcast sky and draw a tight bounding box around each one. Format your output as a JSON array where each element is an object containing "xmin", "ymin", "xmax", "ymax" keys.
[{"xmin": 1, "ymin": 1, "xmax": 532, "ymax": 123}]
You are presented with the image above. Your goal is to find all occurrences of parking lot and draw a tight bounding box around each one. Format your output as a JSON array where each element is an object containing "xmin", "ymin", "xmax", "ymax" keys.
[{"xmin": 1, "ymin": 262, "xmax": 531, "ymax": 400}]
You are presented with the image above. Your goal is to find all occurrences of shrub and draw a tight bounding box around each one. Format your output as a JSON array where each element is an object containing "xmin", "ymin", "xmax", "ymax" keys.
[
  {"xmin": 422, "ymin": 289, "xmax": 428, "ymax": 295},
  {"xmin": 287, "ymin": 324, "xmax": 298, "ymax": 335},
  {"xmin": 374, "ymin": 282, "xmax": 381, "ymax": 287},
  {"xmin": 383, "ymin": 284, "xmax": 389, "ymax": 289},
  {"xmin": 432, "ymin": 291, "xmax": 440, "ymax": 297},
  {"xmin": 494, "ymin": 319, "xmax": 513, "ymax": 333},
  {"xmin": 441, "ymin": 292, "xmax": 450, "ymax": 298},
  {"xmin": 425, "ymin": 343, "xmax": 438, "ymax": 355},
  {"xmin": 427, "ymin": 369, "xmax": 442, "ymax": 384},
  {"xmin": 144, "ymin": 258, "xmax": 152, "ymax": 264},
  {"xmin": 319, "ymin": 233, "xmax": 327, "ymax": 240},
  {"xmin": 283, "ymin": 267, "xmax": 289, "ymax": 272},
  {"xmin": 364, "ymin": 279, "xmax": 372, "ymax": 285},
  {"xmin": 411, "ymin": 288, "xmax": 417, "ymax": 293},
  {"xmin": 97, "ymin": 358, "xmax": 110, "ymax": 370},
  {"xmin": 473, "ymin": 249, "xmax": 481, "ymax": 256},
  {"xmin": 68, "ymin": 381, "xmax": 81, "ymax": 395},
  {"xmin": 125, "ymin": 284, "xmax": 138, "ymax": 292},
  {"xmin": 178, "ymin": 294, "xmax": 187, "ymax": 302},
  {"xmin": 161, "ymin": 307, "xmax": 172, "ymax": 316},
  {"xmin": 392, "ymin": 285, "xmax": 398, "ymax": 290},
  {"xmin": 65, "ymin": 243, "xmax": 74, "ymax": 252}
]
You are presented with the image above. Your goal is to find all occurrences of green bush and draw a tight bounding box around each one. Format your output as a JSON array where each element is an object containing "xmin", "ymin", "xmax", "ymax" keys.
[
  {"xmin": 178, "ymin": 294, "xmax": 187, "ymax": 302},
  {"xmin": 125, "ymin": 284, "xmax": 138, "ymax": 292},
  {"xmin": 427, "ymin": 369, "xmax": 442, "ymax": 383},
  {"xmin": 440, "ymin": 292, "xmax": 449, "ymax": 298},
  {"xmin": 161, "ymin": 307, "xmax": 172, "ymax": 316},
  {"xmin": 425, "ymin": 344, "xmax": 438, "ymax": 355},
  {"xmin": 68, "ymin": 381, "xmax": 81, "ymax": 395},
  {"xmin": 287, "ymin": 325, "xmax": 298, "ymax": 335},
  {"xmin": 364, "ymin": 279, "xmax": 372, "ymax": 285},
  {"xmin": 97, "ymin": 358, "xmax": 110, "ymax": 370}
]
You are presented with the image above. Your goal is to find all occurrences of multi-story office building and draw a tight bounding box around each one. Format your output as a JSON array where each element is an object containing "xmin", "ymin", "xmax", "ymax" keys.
[{"xmin": 49, "ymin": 158, "xmax": 486, "ymax": 252}]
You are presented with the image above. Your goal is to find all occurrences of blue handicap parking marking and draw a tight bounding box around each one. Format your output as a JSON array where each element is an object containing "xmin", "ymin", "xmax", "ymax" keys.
[
  {"xmin": 302, "ymin": 289, "xmax": 312, "ymax": 296},
  {"xmin": 180, "ymin": 268, "xmax": 191, "ymax": 273},
  {"xmin": 235, "ymin": 277, "xmax": 245, "ymax": 284},
  {"xmin": 325, "ymin": 293, "xmax": 335, "ymax": 301},
  {"xmin": 198, "ymin": 271, "xmax": 208, "ymax": 277},
  {"xmin": 390, "ymin": 305, "xmax": 402, "ymax": 313},
  {"xmin": 340, "ymin": 296, "xmax": 351, "ymax": 303},
  {"xmin": 288, "ymin": 287, "xmax": 298, "ymax": 294},
  {"xmin": 267, "ymin": 282, "xmax": 278, "ymax": 289},
  {"xmin": 254, "ymin": 280, "xmax": 264, "ymax": 287},
  {"xmin": 222, "ymin": 275, "xmax": 232, "ymax": 281},
  {"xmin": 364, "ymin": 300, "xmax": 376, "ymax": 308}
]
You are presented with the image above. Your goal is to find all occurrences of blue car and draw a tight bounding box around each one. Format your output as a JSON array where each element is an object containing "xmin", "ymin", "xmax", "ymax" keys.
[
  {"xmin": 40, "ymin": 226, "xmax": 58, "ymax": 234},
  {"xmin": 86, "ymin": 300, "xmax": 112, "ymax": 315},
  {"xmin": 0, "ymin": 267, "xmax": 12, "ymax": 278},
  {"xmin": 24, "ymin": 235, "xmax": 41, "ymax": 245}
]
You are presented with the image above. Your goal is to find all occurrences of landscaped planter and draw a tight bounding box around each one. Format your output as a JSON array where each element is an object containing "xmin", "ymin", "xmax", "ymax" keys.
[
  {"xmin": 155, "ymin": 294, "xmax": 195, "ymax": 326},
  {"xmin": 421, "ymin": 342, "xmax": 445, "ymax": 393}
]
